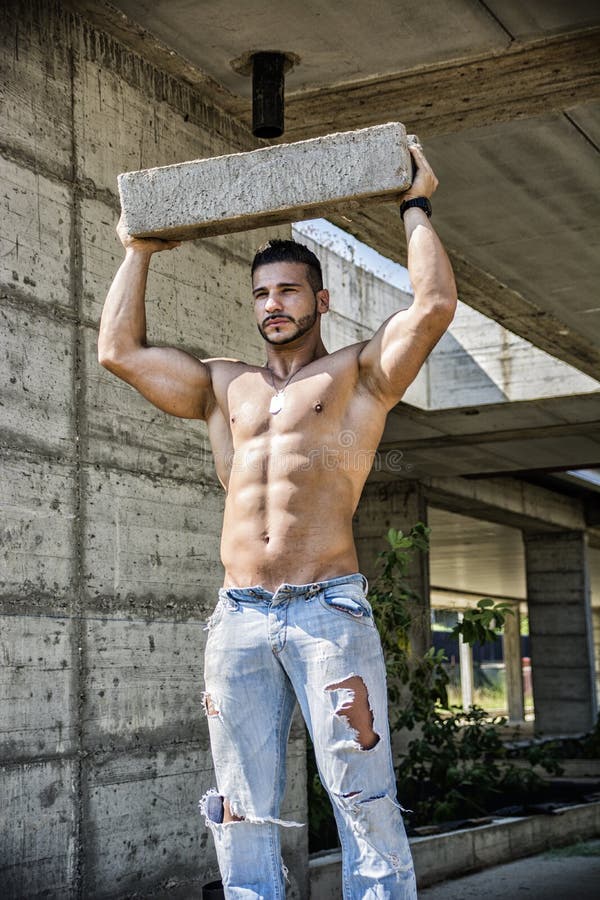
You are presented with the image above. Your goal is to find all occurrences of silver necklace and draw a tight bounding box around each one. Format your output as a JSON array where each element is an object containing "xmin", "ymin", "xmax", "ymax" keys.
[{"xmin": 265, "ymin": 363, "xmax": 306, "ymax": 414}]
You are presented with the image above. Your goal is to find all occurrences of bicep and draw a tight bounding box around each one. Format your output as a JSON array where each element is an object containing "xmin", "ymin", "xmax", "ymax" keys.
[
  {"xmin": 358, "ymin": 305, "xmax": 451, "ymax": 406},
  {"xmin": 106, "ymin": 345, "xmax": 214, "ymax": 419}
]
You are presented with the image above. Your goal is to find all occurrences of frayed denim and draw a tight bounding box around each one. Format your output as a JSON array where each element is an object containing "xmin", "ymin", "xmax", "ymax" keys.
[{"xmin": 200, "ymin": 574, "xmax": 416, "ymax": 899}]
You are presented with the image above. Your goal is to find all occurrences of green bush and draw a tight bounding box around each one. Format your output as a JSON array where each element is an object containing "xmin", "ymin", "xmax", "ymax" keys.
[{"xmin": 307, "ymin": 524, "xmax": 561, "ymax": 849}]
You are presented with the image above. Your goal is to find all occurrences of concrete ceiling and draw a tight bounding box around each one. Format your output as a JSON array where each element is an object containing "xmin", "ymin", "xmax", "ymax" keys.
[
  {"xmin": 428, "ymin": 506, "xmax": 600, "ymax": 608},
  {"xmin": 71, "ymin": 0, "xmax": 600, "ymax": 382},
  {"xmin": 93, "ymin": 0, "xmax": 600, "ymax": 100},
  {"xmin": 428, "ymin": 507, "xmax": 527, "ymax": 601}
]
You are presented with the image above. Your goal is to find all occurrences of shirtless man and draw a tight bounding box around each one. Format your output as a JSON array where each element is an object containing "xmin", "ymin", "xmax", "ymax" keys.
[{"xmin": 99, "ymin": 142, "xmax": 456, "ymax": 899}]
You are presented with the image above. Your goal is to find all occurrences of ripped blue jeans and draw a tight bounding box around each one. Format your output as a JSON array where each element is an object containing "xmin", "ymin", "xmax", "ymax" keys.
[{"xmin": 200, "ymin": 573, "xmax": 416, "ymax": 899}]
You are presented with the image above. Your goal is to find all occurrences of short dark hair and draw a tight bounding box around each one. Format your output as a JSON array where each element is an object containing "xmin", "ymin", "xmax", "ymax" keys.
[{"xmin": 251, "ymin": 238, "xmax": 323, "ymax": 293}]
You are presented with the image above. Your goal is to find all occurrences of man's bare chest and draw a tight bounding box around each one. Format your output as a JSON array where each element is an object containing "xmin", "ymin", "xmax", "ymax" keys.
[{"xmin": 227, "ymin": 370, "xmax": 344, "ymax": 444}]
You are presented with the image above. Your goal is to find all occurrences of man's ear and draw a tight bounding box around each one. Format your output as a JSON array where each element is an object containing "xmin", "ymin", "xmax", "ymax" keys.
[{"xmin": 316, "ymin": 289, "xmax": 330, "ymax": 315}]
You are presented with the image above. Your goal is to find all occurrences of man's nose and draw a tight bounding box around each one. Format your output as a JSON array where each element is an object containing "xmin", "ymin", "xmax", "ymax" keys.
[{"xmin": 264, "ymin": 292, "xmax": 283, "ymax": 312}]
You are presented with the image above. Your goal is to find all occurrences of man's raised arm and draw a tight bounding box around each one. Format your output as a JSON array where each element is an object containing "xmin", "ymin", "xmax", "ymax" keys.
[
  {"xmin": 358, "ymin": 142, "xmax": 457, "ymax": 408},
  {"xmin": 98, "ymin": 218, "xmax": 214, "ymax": 420}
]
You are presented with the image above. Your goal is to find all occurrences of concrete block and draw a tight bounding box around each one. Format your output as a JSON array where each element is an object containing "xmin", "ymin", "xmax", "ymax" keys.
[
  {"xmin": 472, "ymin": 820, "xmax": 512, "ymax": 867},
  {"xmin": 0, "ymin": 452, "xmax": 76, "ymax": 601},
  {"xmin": 0, "ymin": 159, "xmax": 72, "ymax": 310},
  {"xmin": 82, "ymin": 464, "xmax": 224, "ymax": 609},
  {"xmin": 0, "ymin": 614, "xmax": 75, "ymax": 759},
  {"xmin": 0, "ymin": 758, "xmax": 77, "ymax": 899},
  {"xmin": 118, "ymin": 123, "xmax": 413, "ymax": 240},
  {"xmin": 412, "ymin": 827, "xmax": 475, "ymax": 886},
  {"xmin": 310, "ymin": 803, "xmax": 600, "ymax": 895},
  {"xmin": 0, "ymin": 305, "xmax": 75, "ymax": 456}
]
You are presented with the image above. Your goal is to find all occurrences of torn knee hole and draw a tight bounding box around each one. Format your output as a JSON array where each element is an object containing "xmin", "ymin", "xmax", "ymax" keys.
[
  {"xmin": 223, "ymin": 798, "xmax": 245, "ymax": 823},
  {"xmin": 200, "ymin": 790, "xmax": 245, "ymax": 824},
  {"xmin": 203, "ymin": 692, "xmax": 220, "ymax": 717},
  {"xmin": 325, "ymin": 674, "xmax": 380, "ymax": 750}
]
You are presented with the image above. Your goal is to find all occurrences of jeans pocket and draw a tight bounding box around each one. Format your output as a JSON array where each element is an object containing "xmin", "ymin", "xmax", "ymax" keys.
[{"xmin": 319, "ymin": 587, "xmax": 374, "ymax": 625}]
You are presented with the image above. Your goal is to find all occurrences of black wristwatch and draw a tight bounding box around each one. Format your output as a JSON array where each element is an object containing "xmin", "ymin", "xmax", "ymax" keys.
[{"xmin": 400, "ymin": 197, "xmax": 432, "ymax": 220}]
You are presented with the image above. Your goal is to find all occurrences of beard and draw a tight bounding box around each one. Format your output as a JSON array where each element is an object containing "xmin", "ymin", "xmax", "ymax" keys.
[{"xmin": 258, "ymin": 299, "xmax": 318, "ymax": 345}]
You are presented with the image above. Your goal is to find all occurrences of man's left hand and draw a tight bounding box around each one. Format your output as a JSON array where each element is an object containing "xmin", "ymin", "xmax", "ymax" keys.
[{"xmin": 401, "ymin": 142, "xmax": 439, "ymax": 202}]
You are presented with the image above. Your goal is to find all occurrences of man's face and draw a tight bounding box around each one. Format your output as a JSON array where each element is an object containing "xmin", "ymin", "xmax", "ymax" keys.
[{"xmin": 252, "ymin": 261, "xmax": 328, "ymax": 346}]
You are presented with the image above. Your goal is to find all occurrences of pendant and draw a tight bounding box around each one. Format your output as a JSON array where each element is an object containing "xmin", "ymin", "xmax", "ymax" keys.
[{"xmin": 270, "ymin": 391, "xmax": 285, "ymax": 414}]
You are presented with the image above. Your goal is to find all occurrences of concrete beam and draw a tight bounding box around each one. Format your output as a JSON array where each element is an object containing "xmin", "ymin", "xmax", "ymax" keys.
[
  {"xmin": 118, "ymin": 123, "xmax": 413, "ymax": 240},
  {"xmin": 423, "ymin": 474, "xmax": 586, "ymax": 533},
  {"xmin": 283, "ymin": 28, "xmax": 600, "ymax": 140}
]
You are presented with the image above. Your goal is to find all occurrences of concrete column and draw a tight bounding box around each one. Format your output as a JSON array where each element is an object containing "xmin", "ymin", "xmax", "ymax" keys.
[
  {"xmin": 503, "ymin": 604, "xmax": 525, "ymax": 723},
  {"xmin": 523, "ymin": 531, "xmax": 597, "ymax": 735},
  {"xmin": 353, "ymin": 479, "xmax": 430, "ymax": 657},
  {"xmin": 593, "ymin": 606, "xmax": 600, "ymax": 703},
  {"xmin": 458, "ymin": 614, "xmax": 474, "ymax": 710}
]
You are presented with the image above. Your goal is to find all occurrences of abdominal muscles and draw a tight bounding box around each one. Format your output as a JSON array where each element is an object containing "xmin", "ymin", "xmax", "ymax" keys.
[{"xmin": 220, "ymin": 439, "xmax": 362, "ymax": 589}]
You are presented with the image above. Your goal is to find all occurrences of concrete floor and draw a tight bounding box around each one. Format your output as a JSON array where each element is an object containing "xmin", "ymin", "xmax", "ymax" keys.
[{"xmin": 418, "ymin": 840, "xmax": 600, "ymax": 900}]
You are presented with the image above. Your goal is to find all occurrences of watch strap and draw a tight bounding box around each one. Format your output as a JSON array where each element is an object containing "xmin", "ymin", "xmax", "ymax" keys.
[{"xmin": 400, "ymin": 197, "xmax": 432, "ymax": 220}]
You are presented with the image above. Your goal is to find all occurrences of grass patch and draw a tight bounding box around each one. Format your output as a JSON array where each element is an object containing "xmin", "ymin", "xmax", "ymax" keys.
[{"xmin": 544, "ymin": 840, "xmax": 600, "ymax": 859}]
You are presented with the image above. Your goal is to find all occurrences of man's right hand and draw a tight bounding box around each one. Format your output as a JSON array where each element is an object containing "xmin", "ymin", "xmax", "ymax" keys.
[{"xmin": 116, "ymin": 213, "xmax": 181, "ymax": 255}]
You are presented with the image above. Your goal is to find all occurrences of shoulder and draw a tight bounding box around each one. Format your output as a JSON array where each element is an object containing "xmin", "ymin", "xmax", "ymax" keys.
[
  {"xmin": 316, "ymin": 341, "xmax": 367, "ymax": 372},
  {"xmin": 202, "ymin": 357, "xmax": 266, "ymax": 400},
  {"xmin": 203, "ymin": 357, "xmax": 251, "ymax": 380}
]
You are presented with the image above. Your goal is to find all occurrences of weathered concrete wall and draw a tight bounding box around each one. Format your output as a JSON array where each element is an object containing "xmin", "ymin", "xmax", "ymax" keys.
[{"xmin": 0, "ymin": 2, "xmax": 307, "ymax": 897}]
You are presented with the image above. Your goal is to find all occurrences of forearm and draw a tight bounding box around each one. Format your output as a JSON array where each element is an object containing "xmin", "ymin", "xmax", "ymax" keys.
[
  {"xmin": 404, "ymin": 208, "xmax": 457, "ymax": 313},
  {"xmin": 98, "ymin": 248, "xmax": 152, "ymax": 363}
]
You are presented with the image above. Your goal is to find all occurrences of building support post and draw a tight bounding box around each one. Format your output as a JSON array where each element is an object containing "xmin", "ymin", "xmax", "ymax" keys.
[
  {"xmin": 457, "ymin": 612, "xmax": 474, "ymax": 711},
  {"xmin": 523, "ymin": 531, "xmax": 597, "ymax": 735},
  {"xmin": 503, "ymin": 603, "xmax": 525, "ymax": 723}
]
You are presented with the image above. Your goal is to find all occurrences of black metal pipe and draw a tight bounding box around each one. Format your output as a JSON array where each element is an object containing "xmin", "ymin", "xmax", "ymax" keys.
[
  {"xmin": 202, "ymin": 880, "xmax": 224, "ymax": 899},
  {"xmin": 252, "ymin": 52, "xmax": 286, "ymax": 138}
]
